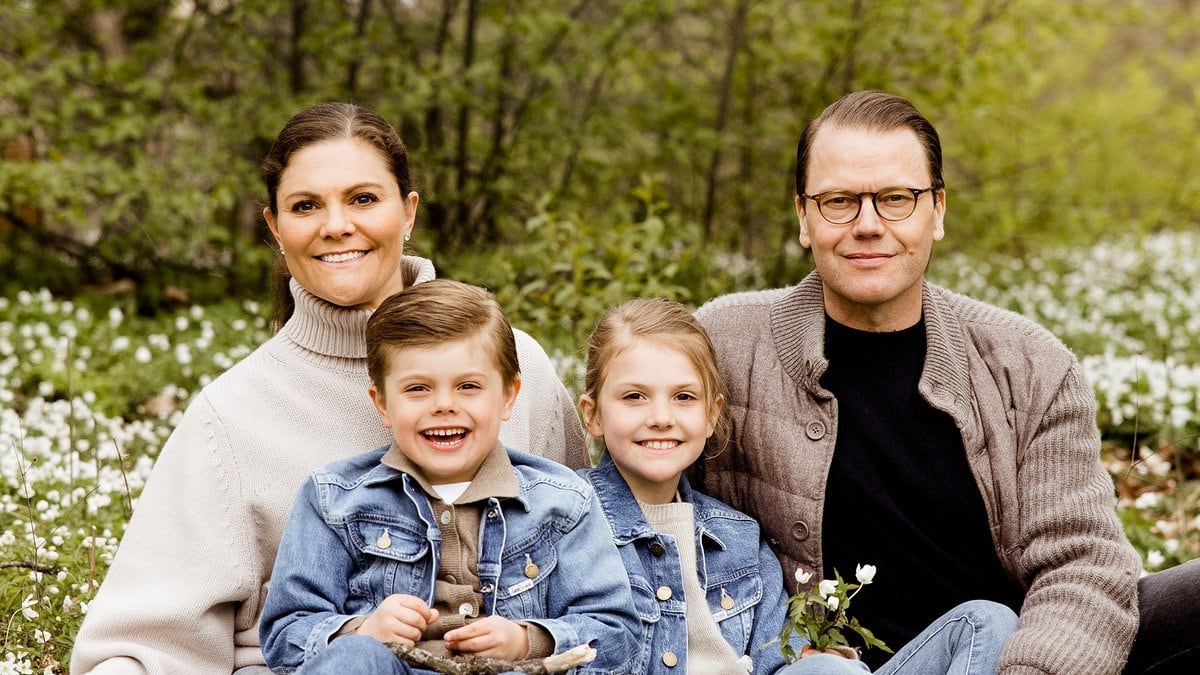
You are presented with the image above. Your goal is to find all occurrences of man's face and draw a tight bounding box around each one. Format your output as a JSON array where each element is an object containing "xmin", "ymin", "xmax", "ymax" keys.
[{"xmin": 797, "ymin": 125, "xmax": 945, "ymax": 331}]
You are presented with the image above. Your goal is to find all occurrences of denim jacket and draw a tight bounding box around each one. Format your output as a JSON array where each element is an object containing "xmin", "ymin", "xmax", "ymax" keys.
[
  {"xmin": 261, "ymin": 445, "xmax": 639, "ymax": 673},
  {"xmin": 581, "ymin": 456, "xmax": 806, "ymax": 674}
]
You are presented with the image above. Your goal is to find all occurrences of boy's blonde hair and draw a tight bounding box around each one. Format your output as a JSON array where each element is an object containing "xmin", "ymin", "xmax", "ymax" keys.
[
  {"xmin": 583, "ymin": 297, "xmax": 728, "ymax": 453},
  {"xmin": 366, "ymin": 280, "xmax": 519, "ymax": 395}
]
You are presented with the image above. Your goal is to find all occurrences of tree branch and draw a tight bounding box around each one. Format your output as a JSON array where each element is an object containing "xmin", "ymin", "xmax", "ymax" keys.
[{"xmin": 387, "ymin": 643, "xmax": 595, "ymax": 674}]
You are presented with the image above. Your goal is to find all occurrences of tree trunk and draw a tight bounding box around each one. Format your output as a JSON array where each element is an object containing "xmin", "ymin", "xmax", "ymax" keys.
[
  {"xmin": 447, "ymin": 0, "xmax": 481, "ymax": 248},
  {"xmin": 701, "ymin": 0, "xmax": 749, "ymax": 242}
]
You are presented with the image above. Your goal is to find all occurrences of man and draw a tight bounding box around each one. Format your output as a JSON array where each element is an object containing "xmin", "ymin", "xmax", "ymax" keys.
[{"xmin": 694, "ymin": 90, "xmax": 1144, "ymax": 673}]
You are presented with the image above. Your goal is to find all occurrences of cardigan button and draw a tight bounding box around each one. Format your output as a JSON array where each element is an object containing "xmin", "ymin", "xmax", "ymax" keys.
[
  {"xmin": 791, "ymin": 520, "xmax": 810, "ymax": 541},
  {"xmin": 649, "ymin": 542, "xmax": 666, "ymax": 556},
  {"xmin": 662, "ymin": 651, "xmax": 678, "ymax": 667},
  {"xmin": 805, "ymin": 421, "xmax": 826, "ymax": 441}
]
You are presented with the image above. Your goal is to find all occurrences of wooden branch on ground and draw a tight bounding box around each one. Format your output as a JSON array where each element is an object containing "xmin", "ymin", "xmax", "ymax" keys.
[
  {"xmin": 0, "ymin": 560, "xmax": 64, "ymax": 574},
  {"xmin": 386, "ymin": 643, "xmax": 595, "ymax": 674}
]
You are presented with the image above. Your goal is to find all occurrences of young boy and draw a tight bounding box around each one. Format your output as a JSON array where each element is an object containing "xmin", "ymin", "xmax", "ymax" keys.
[{"xmin": 259, "ymin": 280, "xmax": 639, "ymax": 674}]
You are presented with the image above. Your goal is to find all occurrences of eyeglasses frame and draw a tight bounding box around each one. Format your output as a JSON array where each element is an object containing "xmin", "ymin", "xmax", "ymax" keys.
[{"xmin": 800, "ymin": 186, "xmax": 938, "ymax": 225}]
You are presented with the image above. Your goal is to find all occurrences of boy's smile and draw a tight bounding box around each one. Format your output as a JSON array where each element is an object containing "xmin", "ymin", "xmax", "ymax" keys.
[{"xmin": 370, "ymin": 334, "xmax": 520, "ymax": 485}]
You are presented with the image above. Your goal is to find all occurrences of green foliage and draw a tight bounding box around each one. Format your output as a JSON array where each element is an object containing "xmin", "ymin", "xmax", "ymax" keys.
[
  {"xmin": 780, "ymin": 568, "xmax": 891, "ymax": 663},
  {"xmin": 4, "ymin": 1, "xmax": 1200, "ymax": 306},
  {"xmin": 439, "ymin": 178, "xmax": 791, "ymax": 354}
]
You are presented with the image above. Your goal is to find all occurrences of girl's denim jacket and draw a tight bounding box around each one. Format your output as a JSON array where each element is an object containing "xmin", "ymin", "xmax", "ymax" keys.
[
  {"xmin": 581, "ymin": 456, "xmax": 807, "ymax": 674},
  {"xmin": 261, "ymin": 445, "xmax": 639, "ymax": 673}
]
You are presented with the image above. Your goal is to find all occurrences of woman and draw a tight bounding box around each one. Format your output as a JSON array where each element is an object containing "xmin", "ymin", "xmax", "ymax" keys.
[{"xmin": 70, "ymin": 102, "xmax": 587, "ymax": 674}]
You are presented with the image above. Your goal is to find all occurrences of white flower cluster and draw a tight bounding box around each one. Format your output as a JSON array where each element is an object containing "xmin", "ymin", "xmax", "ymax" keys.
[{"xmin": 1, "ymin": 293, "xmax": 270, "ymax": 671}]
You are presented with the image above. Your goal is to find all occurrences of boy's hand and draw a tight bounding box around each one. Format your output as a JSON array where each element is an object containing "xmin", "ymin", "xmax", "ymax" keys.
[
  {"xmin": 443, "ymin": 615, "xmax": 530, "ymax": 660},
  {"xmin": 355, "ymin": 594, "xmax": 440, "ymax": 645}
]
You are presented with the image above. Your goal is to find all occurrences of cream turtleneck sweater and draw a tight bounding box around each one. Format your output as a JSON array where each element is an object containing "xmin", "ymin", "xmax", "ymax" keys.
[{"xmin": 72, "ymin": 257, "xmax": 586, "ymax": 674}]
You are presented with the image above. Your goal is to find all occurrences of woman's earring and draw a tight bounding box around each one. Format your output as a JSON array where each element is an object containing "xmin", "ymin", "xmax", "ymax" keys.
[{"xmin": 404, "ymin": 233, "xmax": 411, "ymax": 241}]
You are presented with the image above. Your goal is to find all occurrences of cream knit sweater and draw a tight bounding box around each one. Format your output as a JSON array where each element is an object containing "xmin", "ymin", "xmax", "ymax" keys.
[{"xmin": 70, "ymin": 257, "xmax": 587, "ymax": 674}]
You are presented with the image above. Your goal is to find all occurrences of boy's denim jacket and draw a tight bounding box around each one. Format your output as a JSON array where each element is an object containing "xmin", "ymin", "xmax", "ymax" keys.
[
  {"xmin": 581, "ymin": 455, "xmax": 807, "ymax": 674},
  {"xmin": 260, "ymin": 444, "xmax": 639, "ymax": 673}
]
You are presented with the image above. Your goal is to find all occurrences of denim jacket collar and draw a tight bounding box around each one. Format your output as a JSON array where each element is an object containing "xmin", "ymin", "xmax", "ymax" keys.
[
  {"xmin": 586, "ymin": 455, "xmax": 727, "ymax": 551},
  {"xmin": 376, "ymin": 442, "xmax": 526, "ymax": 508}
]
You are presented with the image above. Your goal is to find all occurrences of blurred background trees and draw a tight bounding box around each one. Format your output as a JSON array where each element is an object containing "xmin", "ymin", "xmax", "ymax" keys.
[{"xmin": 2, "ymin": 0, "xmax": 1199, "ymax": 346}]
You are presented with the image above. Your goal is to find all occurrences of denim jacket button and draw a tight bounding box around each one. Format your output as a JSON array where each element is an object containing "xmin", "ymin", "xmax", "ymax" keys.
[
  {"xmin": 656, "ymin": 585, "xmax": 673, "ymax": 601},
  {"xmin": 649, "ymin": 542, "xmax": 666, "ymax": 556},
  {"xmin": 662, "ymin": 651, "xmax": 678, "ymax": 667},
  {"xmin": 481, "ymin": 583, "xmax": 494, "ymax": 593},
  {"xmin": 791, "ymin": 520, "xmax": 810, "ymax": 541},
  {"xmin": 805, "ymin": 421, "xmax": 826, "ymax": 440},
  {"xmin": 720, "ymin": 589, "xmax": 735, "ymax": 610}
]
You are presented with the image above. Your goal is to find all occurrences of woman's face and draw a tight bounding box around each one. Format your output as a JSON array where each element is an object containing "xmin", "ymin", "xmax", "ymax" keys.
[{"xmin": 264, "ymin": 138, "xmax": 418, "ymax": 310}]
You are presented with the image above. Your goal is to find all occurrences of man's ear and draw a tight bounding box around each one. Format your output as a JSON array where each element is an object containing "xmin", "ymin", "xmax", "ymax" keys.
[
  {"xmin": 932, "ymin": 188, "xmax": 946, "ymax": 242},
  {"xmin": 579, "ymin": 395, "xmax": 603, "ymax": 438},
  {"xmin": 795, "ymin": 196, "xmax": 812, "ymax": 249}
]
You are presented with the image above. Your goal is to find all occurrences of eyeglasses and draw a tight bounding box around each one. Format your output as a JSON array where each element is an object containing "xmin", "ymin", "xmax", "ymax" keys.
[{"xmin": 801, "ymin": 187, "xmax": 935, "ymax": 224}]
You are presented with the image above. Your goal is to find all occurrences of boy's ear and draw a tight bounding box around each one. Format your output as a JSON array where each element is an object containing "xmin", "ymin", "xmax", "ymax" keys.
[
  {"xmin": 501, "ymin": 376, "xmax": 522, "ymax": 421},
  {"xmin": 368, "ymin": 384, "xmax": 391, "ymax": 428},
  {"xmin": 578, "ymin": 394, "xmax": 603, "ymax": 438}
]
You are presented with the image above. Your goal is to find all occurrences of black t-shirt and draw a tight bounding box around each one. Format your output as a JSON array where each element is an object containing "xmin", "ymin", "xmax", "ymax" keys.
[{"xmin": 820, "ymin": 315, "xmax": 1023, "ymax": 668}]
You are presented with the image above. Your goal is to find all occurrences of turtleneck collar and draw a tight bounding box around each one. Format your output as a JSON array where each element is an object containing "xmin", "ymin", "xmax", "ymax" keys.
[{"xmin": 276, "ymin": 255, "xmax": 437, "ymax": 360}]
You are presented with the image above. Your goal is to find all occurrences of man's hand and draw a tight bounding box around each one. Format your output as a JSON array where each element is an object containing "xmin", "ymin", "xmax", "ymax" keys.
[
  {"xmin": 355, "ymin": 594, "xmax": 440, "ymax": 645},
  {"xmin": 443, "ymin": 615, "xmax": 530, "ymax": 660}
]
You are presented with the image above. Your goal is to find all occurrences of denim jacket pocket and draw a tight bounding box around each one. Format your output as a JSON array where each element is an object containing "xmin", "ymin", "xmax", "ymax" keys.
[
  {"xmin": 494, "ymin": 536, "xmax": 557, "ymax": 617},
  {"xmin": 709, "ymin": 568, "xmax": 763, "ymax": 652},
  {"xmin": 345, "ymin": 516, "xmax": 430, "ymax": 604},
  {"xmin": 628, "ymin": 575, "xmax": 662, "ymax": 624},
  {"xmin": 627, "ymin": 575, "xmax": 661, "ymax": 675}
]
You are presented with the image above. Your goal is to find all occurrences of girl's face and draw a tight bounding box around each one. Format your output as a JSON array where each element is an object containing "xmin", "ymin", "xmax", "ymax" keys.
[
  {"xmin": 580, "ymin": 339, "xmax": 721, "ymax": 504},
  {"xmin": 264, "ymin": 138, "xmax": 419, "ymax": 310},
  {"xmin": 369, "ymin": 334, "xmax": 520, "ymax": 485}
]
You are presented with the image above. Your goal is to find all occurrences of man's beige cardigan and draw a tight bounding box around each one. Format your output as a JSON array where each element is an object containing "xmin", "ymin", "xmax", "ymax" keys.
[{"xmin": 695, "ymin": 272, "xmax": 1140, "ymax": 675}]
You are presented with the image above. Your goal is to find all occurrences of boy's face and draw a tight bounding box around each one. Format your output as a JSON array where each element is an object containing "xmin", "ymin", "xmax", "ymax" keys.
[{"xmin": 370, "ymin": 334, "xmax": 520, "ymax": 484}]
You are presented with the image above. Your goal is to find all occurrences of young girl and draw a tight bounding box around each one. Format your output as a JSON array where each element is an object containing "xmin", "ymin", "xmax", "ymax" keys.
[
  {"xmin": 578, "ymin": 297, "xmax": 1018, "ymax": 674},
  {"xmin": 259, "ymin": 280, "xmax": 638, "ymax": 673}
]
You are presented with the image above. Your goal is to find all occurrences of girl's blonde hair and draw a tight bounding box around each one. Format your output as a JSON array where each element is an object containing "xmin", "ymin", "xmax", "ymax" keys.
[{"xmin": 583, "ymin": 297, "xmax": 729, "ymax": 455}]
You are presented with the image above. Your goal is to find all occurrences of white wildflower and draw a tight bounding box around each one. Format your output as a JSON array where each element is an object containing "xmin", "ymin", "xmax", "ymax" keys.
[
  {"xmin": 817, "ymin": 579, "xmax": 838, "ymax": 599},
  {"xmin": 20, "ymin": 594, "xmax": 38, "ymax": 620},
  {"xmin": 826, "ymin": 595, "xmax": 840, "ymax": 611},
  {"xmin": 855, "ymin": 564, "xmax": 876, "ymax": 585},
  {"xmin": 794, "ymin": 568, "xmax": 813, "ymax": 585}
]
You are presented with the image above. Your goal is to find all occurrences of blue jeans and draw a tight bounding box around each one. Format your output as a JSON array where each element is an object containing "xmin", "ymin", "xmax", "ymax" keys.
[{"xmin": 782, "ymin": 600, "xmax": 1018, "ymax": 674}]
